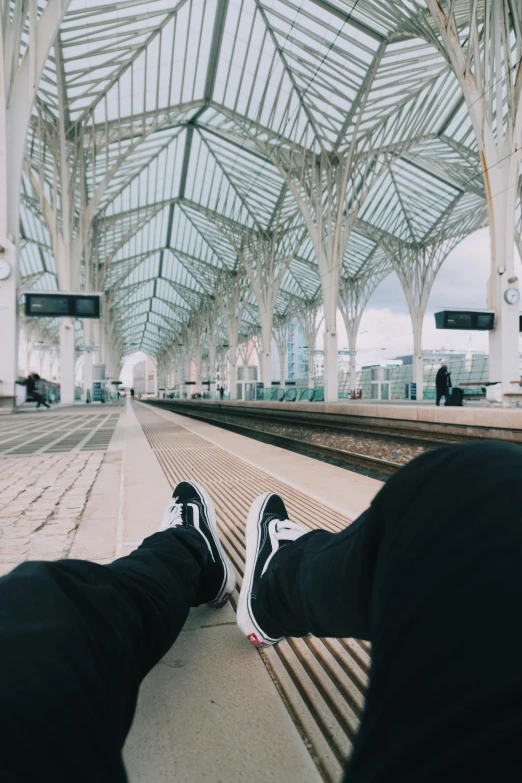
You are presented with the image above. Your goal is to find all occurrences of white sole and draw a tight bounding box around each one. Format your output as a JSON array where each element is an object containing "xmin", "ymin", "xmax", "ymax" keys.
[{"xmin": 237, "ymin": 492, "xmax": 283, "ymax": 648}]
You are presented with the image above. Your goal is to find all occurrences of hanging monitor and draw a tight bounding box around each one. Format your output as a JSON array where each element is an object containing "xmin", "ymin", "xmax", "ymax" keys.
[
  {"xmin": 24, "ymin": 292, "xmax": 102, "ymax": 319},
  {"xmin": 435, "ymin": 310, "xmax": 495, "ymax": 331}
]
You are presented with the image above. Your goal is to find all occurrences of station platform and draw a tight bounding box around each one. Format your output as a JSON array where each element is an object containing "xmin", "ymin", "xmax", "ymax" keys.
[
  {"xmin": 0, "ymin": 400, "xmax": 381, "ymax": 782},
  {"xmin": 167, "ymin": 398, "xmax": 522, "ymax": 442}
]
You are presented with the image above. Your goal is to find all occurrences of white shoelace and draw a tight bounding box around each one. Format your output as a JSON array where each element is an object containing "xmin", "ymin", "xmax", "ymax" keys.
[
  {"xmin": 262, "ymin": 518, "xmax": 305, "ymax": 576},
  {"xmin": 272, "ymin": 519, "xmax": 305, "ymax": 542},
  {"xmin": 161, "ymin": 498, "xmax": 183, "ymax": 530},
  {"xmin": 161, "ymin": 500, "xmax": 215, "ymax": 562}
]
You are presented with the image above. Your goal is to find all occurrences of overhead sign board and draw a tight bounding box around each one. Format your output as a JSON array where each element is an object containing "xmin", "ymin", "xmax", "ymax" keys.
[
  {"xmin": 435, "ymin": 310, "xmax": 495, "ymax": 331},
  {"xmin": 24, "ymin": 292, "xmax": 102, "ymax": 319}
]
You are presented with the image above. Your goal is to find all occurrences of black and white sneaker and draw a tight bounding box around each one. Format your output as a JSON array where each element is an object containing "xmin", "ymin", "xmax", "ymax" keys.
[
  {"xmin": 237, "ymin": 492, "xmax": 307, "ymax": 647},
  {"xmin": 160, "ymin": 480, "xmax": 236, "ymax": 608}
]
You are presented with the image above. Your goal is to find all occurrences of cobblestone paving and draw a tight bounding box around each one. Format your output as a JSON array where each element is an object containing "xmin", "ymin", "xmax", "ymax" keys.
[{"xmin": 0, "ymin": 452, "xmax": 105, "ymax": 571}]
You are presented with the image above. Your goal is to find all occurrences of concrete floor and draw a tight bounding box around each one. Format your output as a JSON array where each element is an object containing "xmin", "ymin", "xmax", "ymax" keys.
[{"xmin": 87, "ymin": 403, "xmax": 324, "ymax": 782}]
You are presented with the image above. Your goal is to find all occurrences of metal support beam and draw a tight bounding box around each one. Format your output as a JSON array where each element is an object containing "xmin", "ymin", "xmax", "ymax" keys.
[
  {"xmin": 178, "ymin": 125, "xmax": 194, "ymax": 200},
  {"xmin": 0, "ymin": 0, "xmax": 71, "ymax": 407},
  {"xmin": 204, "ymin": 0, "xmax": 229, "ymax": 101}
]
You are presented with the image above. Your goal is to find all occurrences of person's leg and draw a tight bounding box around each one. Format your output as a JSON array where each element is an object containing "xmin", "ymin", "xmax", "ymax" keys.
[
  {"xmin": 240, "ymin": 442, "xmax": 522, "ymax": 782},
  {"xmin": 0, "ymin": 481, "xmax": 235, "ymax": 783},
  {"xmin": 0, "ymin": 529, "xmax": 203, "ymax": 783},
  {"xmin": 435, "ymin": 389, "xmax": 441, "ymax": 405},
  {"xmin": 33, "ymin": 391, "xmax": 50, "ymax": 408}
]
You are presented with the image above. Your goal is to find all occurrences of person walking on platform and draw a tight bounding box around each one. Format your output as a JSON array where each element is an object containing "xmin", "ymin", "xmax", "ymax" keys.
[
  {"xmin": 16, "ymin": 372, "xmax": 51, "ymax": 409},
  {"xmin": 435, "ymin": 363, "xmax": 452, "ymax": 406},
  {"xmin": 130, "ymin": 387, "xmax": 135, "ymax": 400},
  {"xmin": 1, "ymin": 442, "xmax": 522, "ymax": 782}
]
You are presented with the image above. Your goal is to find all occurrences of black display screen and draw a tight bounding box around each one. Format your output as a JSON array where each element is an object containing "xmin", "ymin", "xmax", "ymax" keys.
[
  {"xmin": 447, "ymin": 312, "xmax": 473, "ymax": 328},
  {"xmin": 74, "ymin": 297, "xmax": 99, "ymax": 317},
  {"xmin": 24, "ymin": 293, "xmax": 101, "ymax": 319},
  {"xmin": 26, "ymin": 294, "xmax": 70, "ymax": 316},
  {"xmin": 476, "ymin": 313, "xmax": 495, "ymax": 330},
  {"xmin": 435, "ymin": 310, "xmax": 495, "ymax": 331}
]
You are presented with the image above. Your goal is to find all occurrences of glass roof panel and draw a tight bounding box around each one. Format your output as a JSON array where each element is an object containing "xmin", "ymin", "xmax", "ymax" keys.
[{"xmin": 19, "ymin": 0, "xmax": 495, "ymax": 356}]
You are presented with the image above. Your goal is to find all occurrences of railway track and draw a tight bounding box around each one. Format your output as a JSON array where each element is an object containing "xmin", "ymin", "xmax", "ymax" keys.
[
  {"xmin": 147, "ymin": 400, "xmax": 402, "ymax": 479},
  {"xmin": 147, "ymin": 397, "xmax": 522, "ymax": 448}
]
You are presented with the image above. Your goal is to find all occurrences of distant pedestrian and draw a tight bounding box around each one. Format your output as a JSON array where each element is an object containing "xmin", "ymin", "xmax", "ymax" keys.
[
  {"xmin": 130, "ymin": 388, "xmax": 135, "ymax": 400},
  {"xmin": 16, "ymin": 373, "xmax": 51, "ymax": 409},
  {"xmin": 219, "ymin": 386, "xmax": 225, "ymax": 400},
  {"xmin": 435, "ymin": 364, "xmax": 452, "ymax": 407}
]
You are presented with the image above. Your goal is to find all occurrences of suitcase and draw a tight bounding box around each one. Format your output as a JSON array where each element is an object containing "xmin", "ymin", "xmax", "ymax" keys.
[{"xmin": 446, "ymin": 387, "xmax": 464, "ymax": 406}]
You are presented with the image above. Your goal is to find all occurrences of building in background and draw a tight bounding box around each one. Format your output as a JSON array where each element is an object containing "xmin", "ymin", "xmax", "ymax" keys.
[
  {"xmin": 133, "ymin": 356, "xmax": 157, "ymax": 396},
  {"xmin": 394, "ymin": 349, "xmax": 488, "ymax": 365},
  {"xmin": 271, "ymin": 320, "xmax": 309, "ymax": 381}
]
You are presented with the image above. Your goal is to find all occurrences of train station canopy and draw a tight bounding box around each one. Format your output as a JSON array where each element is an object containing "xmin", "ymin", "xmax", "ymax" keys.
[{"xmin": 17, "ymin": 0, "xmax": 492, "ymax": 358}]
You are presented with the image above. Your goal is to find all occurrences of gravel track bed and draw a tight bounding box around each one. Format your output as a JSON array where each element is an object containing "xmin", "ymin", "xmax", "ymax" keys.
[{"xmin": 202, "ymin": 413, "xmax": 429, "ymax": 465}]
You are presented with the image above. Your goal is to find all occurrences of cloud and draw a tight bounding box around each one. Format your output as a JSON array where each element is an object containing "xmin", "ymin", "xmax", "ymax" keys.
[
  {"xmin": 427, "ymin": 228, "xmax": 491, "ymax": 312},
  {"xmin": 368, "ymin": 228, "xmax": 493, "ymax": 315},
  {"xmin": 354, "ymin": 307, "xmax": 489, "ymax": 366},
  {"xmin": 337, "ymin": 227, "xmax": 522, "ymax": 365}
]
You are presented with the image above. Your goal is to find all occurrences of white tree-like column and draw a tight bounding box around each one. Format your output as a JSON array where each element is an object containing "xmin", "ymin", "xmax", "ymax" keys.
[
  {"xmin": 426, "ymin": 0, "xmax": 522, "ymax": 401},
  {"xmin": 272, "ymin": 317, "xmax": 290, "ymax": 389},
  {"xmin": 339, "ymin": 264, "xmax": 390, "ymax": 394},
  {"xmin": 297, "ymin": 303, "xmax": 323, "ymax": 390},
  {"xmin": 0, "ymin": 1, "xmax": 70, "ymax": 407},
  {"xmin": 216, "ymin": 271, "xmax": 250, "ymax": 401}
]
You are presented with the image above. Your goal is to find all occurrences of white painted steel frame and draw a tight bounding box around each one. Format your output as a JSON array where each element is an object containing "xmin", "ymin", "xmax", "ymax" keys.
[{"xmin": 1, "ymin": 1, "xmax": 521, "ymax": 404}]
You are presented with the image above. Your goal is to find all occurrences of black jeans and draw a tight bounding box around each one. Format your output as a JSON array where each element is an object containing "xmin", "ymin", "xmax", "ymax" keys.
[
  {"xmin": 1, "ymin": 442, "xmax": 522, "ymax": 782},
  {"xmin": 260, "ymin": 441, "xmax": 522, "ymax": 781},
  {"xmin": 436, "ymin": 387, "xmax": 450, "ymax": 406},
  {"xmin": 0, "ymin": 527, "xmax": 211, "ymax": 783},
  {"xmin": 28, "ymin": 392, "xmax": 50, "ymax": 408}
]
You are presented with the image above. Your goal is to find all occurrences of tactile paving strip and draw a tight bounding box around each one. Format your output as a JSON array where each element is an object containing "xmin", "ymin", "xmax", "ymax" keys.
[
  {"xmin": 0, "ymin": 411, "xmax": 122, "ymax": 455},
  {"xmin": 136, "ymin": 403, "xmax": 370, "ymax": 782}
]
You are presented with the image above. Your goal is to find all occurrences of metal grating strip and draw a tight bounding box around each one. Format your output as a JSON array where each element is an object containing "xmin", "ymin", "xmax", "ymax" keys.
[{"xmin": 135, "ymin": 403, "xmax": 370, "ymax": 783}]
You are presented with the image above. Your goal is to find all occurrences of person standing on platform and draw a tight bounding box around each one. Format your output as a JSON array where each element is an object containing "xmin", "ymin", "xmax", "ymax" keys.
[
  {"xmin": 219, "ymin": 385, "xmax": 225, "ymax": 400},
  {"xmin": 130, "ymin": 388, "xmax": 135, "ymax": 400},
  {"xmin": 435, "ymin": 363, "xmax": 452, "ymax": 406}
]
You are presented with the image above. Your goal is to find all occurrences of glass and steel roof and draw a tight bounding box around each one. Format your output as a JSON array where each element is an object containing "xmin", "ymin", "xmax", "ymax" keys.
[{"xmin": 16, "ymin": 0, "xmax": 498, "ymax": 360}]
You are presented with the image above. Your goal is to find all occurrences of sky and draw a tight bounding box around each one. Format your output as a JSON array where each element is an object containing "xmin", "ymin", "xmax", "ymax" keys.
[
  {"xmin": 339, "ymin": 227, "xmax": 522, "ymax": 367},
  {"xmin": 119, "ymin": 227, "xmax": 522, "ymax": 379}
]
